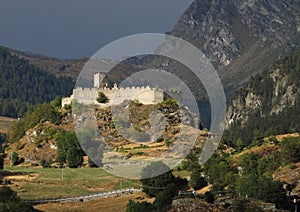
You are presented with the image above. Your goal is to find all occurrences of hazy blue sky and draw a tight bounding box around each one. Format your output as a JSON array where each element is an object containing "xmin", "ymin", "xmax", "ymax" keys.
[{"xmin": 0, "ymin": 0, "xmax": 193, "ymax": 58}]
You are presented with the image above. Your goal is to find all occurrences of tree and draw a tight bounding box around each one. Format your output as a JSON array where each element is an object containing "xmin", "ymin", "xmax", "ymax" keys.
[
  {"xmin": 50, "ymin": 96, "xmax": 62, "ymax": 110},
  {"xmin": 252, "ymin": 130, "xmax": 263, "ymax": 146},
  {"xmin": 236, "ymin": 138, "xmax": 244, "ymax": 152},
  {"xmin": 204, "ymin": 157, "xmax": 230, "ymax": 187},
  {"xmin": 153, "ymin": 184, "xmax": 178, "ymax": 211},
  {"xmin": 55, "ymin": 130, "xmax": 85, "ymax": 168},
  {"xmin": 11, "ymin": 152, "xmax": 19, "ymax": 166},
  {"xmin": 0, "ymin": 186, "xmax": 19, "ymax": 203},
  {"xmin": 190, "ymin": 171, "xmax": 207, "ymax": 190},
  {"xmin": 0, "ymin": 154, "xmax": 4, "ymax": 170},
  {"xmin": 96, "ymin": 92, "xmax": 108, "ymax": 103},
  {"xmin": 0, "ymin": 186, "xmax": 36, "ymax": 211},
  {"xmin": 204, "ymin": 191, "xmax": 215, "ymax": 203},
  {"xmin": 66, "ymin": 145, "xmax": 83, "ymax": 168},
  {"xmin": 241, "ymin": 153, "xmax": 260, "ymax": 176},
  {"xmin": 126, "ymin": 200, "xmax": 152, "ymax": 212},
  {"xmin": 280, "ymin": 137, "xmax": 300, "ymax": 164},
  {"xmin": 40, "ymin": 159, "xmax": 51, "ymax": 168},
  {"xmin": 141, "ymin": 161, "xmax": 176, "ymax": 197}
]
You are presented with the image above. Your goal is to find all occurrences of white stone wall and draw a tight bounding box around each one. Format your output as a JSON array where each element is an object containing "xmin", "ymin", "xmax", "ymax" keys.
[
  {"xmin": 102, "ymin": 86, "xmax": 164, "ymax": 105},
  {"xmin": 73, "ymin": 87, "xmax": 98, "ymax": 105},
  {"xmin": 62, "ymin": 86, "xmax": 165, "ymax": 108},
  {"xmin": 62, "ymin": 95, "xmax": 74, "ymax": 108}
]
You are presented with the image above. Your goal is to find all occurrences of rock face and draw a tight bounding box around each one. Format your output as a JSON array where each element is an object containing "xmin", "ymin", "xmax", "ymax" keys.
[
  {"xmin": 170, "ymin": 0, "xmax": 300, "ymax": 87},
  {"xmin": 171, "ymin": 197, "xmax": 278, "ymax": 212},
  {"xmin": 226, "ymin": 65, "xmax": 300, "ymax": 127}
]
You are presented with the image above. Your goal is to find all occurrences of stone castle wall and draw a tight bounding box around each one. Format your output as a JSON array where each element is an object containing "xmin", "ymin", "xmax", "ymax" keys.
[
  {"xmin": 62, "ymin": 86, "xmax": 165, "ymax": 107},
  {"xmin": 102, "ymin": 86, "xmax": 164, "ymax": 105}
]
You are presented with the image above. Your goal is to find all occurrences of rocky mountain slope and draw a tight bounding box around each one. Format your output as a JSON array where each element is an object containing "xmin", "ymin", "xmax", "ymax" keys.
[
  {"xmin": 170, "ymin": 0, "xmax": 300, "ymax": 90},
  {"xmin": 224, "ymin": 48, "xmax": 300, "ymax": 146}
]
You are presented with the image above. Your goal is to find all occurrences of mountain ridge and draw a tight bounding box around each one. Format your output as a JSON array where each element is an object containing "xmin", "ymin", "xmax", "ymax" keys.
[{"xmin": 170, "ymin": 0, "xmax": 300, "ymax": 92}]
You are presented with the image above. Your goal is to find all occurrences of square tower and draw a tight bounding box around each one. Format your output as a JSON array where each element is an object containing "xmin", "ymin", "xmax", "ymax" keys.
[{"xmin": 94, "ymin": 72, "xmax": 107, "ymax": 88}]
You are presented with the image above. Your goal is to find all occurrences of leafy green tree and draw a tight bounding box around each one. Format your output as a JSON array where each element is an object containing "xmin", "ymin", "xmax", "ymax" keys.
[
  {"xmin": 50, "ymin": 96, "xmax": 62, "ymax": 110},
  {"xmin": 96, "ymin": 92, "xmax": 108, "ymax": 103},
  {"xmin": 252, "ymin": 130, "xmax": 263, "ymax": 146},
  {"xmin": 55, "ymin": 130, "xmax": 84, "ymax": 168},
  {"xmin": 11, "ymin": 152, "xmax": 19, "ymax": 166},
  {"xmin": 9, "ymin": 120, "xmax": 26, "ymax": 143},
  {"xmin": 238, "ymin": 175, "xmax": 292, "ymax": 210},
  {"xmin": 257, "ymin": 155, "xmax": 280, "ymax": 178},
  {"xmin": 66, "ymin": 145, "xmax": 83, "ymax": 168},
  {"xmin": 126, "ymin": 200, "xmax": 153, "ymax": 212},
  {"xmin": 241, "ymin": 153, "xmax": 260, "ymax": 176},
  {"xmin": 9, "ymin": 103, "xmax": 62, "ymax": 143},
  {"xmin": 280, "ymin": 137, "xmax": 300, "ymax": 164},
  {"xmin": 0, "ymin": 186, "xmax": 36, "ymax": 211},
  {"xmin": 141, "ymin": 161, "xmax": 176, "ymax": 197},
  {"xmin": 181, "ymin": 151, "xmax": 201, "ymax": 172},
  {"xmin": 204, "ymin": 156, "xmax": 230, "ymax": 188},
  {"xmin": 236, "ymin": 138, "xmax": 244, "ymax": 152},
  {"xmin": 204, "ymin": 191, "xmax": 215, "ymax": 203},
  {"xmin": 153, "ymin": 184, "xmax": 178, "ymax": 211},
  {"xmin": 190, "ymin": 171, "xmax": 207, "ymax": 190}
]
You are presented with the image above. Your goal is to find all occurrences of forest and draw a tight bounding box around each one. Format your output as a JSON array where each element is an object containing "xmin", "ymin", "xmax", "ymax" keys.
[{"xmin": 0, "ymin": 49, "xmax": 74, "ymax": 118}]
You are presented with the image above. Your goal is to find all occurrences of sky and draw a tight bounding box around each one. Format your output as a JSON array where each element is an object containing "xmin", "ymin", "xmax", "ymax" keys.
[{"xmin": 0, "ymin": 0, "xmax": 193, "ymax": 59}]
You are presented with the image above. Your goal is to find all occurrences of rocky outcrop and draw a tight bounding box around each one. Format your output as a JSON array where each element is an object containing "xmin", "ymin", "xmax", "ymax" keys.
[
  {"xmin": 225, "ymin": 56, "xmax": 300, "ymax": 127},
  {"xmin": 171, "ymin": 197, "xmax": 278, "ymax": 212},
  {"xmin": 170, "ymin": 0, "xmax": 300, "ymax": 87}
]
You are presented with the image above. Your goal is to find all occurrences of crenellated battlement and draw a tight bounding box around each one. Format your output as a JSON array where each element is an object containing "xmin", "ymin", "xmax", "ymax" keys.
[
  {"xmin": 102, "ymin": 85, "xmax": 157, "ymax": 92},
  {"xmin": 62, "ymin": 72, "xmax": 182, "ymax": 108}
]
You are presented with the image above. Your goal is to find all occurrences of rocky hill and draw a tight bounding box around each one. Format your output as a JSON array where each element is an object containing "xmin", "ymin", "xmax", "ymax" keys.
[
  {"xmin": 170, "ymin": 0, "xmax": 300, "ymax": 90},
  {"xmin": 4, "ymin": 99, "xmax": 206, "ymax": 166},
  {"xmin": 224, "ymin": 49, "xmax": 300, "ymax": 146}
]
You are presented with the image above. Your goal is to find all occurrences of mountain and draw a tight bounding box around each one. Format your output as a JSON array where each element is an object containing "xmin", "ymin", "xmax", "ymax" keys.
[
  {"xmin": 0, "ymin": 46, "xmax": 86, "ymax": 80},
  {"xmin": 223, "ymin": 48, "xmax": 300, "ymax": 147},
  {"xmin": 0, "ymin": 48, "xmax": 75, "ymax": 118},
  {"xmin": 170, "ymin": 0, "xmax": 300, "ymax": 92}
]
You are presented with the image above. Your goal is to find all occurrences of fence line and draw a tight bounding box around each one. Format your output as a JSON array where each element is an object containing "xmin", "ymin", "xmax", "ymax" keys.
[{"xmin": 23, "ymin": 188, "xmax": 141, "ymax": 204}]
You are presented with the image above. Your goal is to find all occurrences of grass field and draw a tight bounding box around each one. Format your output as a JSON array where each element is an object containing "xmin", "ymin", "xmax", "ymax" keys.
[
  {"xmin": 0, "ymin": 116, "xmax": 16, "ymax": 133},
  {"xmin": 34, "ymin": 192, "xmax": 150, "ymax": 212},
  {"xmin": 3, "ymin": 166, "xmax": 141, "ymax": 200}
]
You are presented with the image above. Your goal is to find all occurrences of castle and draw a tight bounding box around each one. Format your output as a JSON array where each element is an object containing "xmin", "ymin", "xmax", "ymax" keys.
[{"xmin": 62, "ymin": 73, "xmax": 165, "ymax": 108}]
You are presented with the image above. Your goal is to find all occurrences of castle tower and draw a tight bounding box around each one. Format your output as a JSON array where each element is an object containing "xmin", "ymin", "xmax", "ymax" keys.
[{"xmin": 94, "ymin": 72, "xmax": 107, "ymax": 88}]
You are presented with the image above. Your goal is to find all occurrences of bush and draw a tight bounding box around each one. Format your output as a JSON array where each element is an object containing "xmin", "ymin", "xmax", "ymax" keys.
[
  {"xmin": 96, "ymin": 92, "xmax": 108, "ymax": 103},
  {"xmin": 190, "ymin": 172, "xmax": 208, "ymax": 190},
  {"xmin": 204, "ymin": 191, "xmax": 215, "ymax": 203},
  {"xmin": 40, "ymin": 159, "xmax": 51, "ymax": 168}
]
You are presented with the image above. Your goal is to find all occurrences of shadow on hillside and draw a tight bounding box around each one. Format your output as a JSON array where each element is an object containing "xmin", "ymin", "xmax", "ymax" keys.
[{"xmin": 0, "ymin": 170, "xmax": 35, "ymax": 182}]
